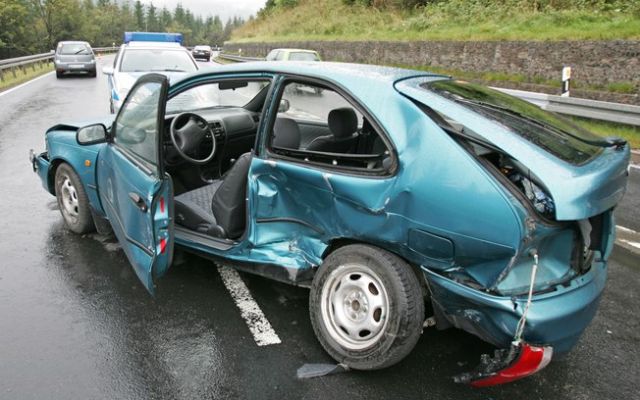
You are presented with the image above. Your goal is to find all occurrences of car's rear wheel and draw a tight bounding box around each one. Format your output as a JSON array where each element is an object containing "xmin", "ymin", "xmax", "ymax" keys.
[
  {"xmin": 310, "ymin": 244, "xmax": 424, "ymax": 370},
  {"xmin": 54, "ymin": 163, "xmax": 94, "ymax": 234}
]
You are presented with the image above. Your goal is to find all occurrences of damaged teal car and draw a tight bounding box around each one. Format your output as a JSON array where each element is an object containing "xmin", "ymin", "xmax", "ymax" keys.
[{"xmin": 29, "ymin": 62, "xmax": 629, "ymax": 386}]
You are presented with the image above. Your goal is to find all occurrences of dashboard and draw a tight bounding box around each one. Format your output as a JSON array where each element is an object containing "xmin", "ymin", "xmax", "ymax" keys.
[{"xmin": 163, "ymin": 107, "xmax": 261, "ymax": 166}]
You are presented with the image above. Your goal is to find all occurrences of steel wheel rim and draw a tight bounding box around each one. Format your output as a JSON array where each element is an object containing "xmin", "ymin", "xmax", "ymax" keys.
[
  {"xmin": 59, "ymin": 175, "xmax": 79, "ymax": 225},
  {"xmin": 320, "ymin": 263, "xmax": 390, "ymax": 350}
]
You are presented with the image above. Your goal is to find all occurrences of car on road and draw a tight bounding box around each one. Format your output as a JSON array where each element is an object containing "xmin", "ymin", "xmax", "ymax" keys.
[
  {"xmin": 192, "ymin": 45, "xmax": 213, "ymax": 61},
  {"xmin": 102, "ymin": 32, "xmax": 198, "ymax": 114},
  {"xmin": 265, "ymin": 48, "xmax": 321, "ymax": 62},
  {"xmin": 29, "ymin": 62, "xmax": 629, "ymax": 386},
  {"xmin": 54, "ymin": 41, "xmax": 97, "ymax": 78}
]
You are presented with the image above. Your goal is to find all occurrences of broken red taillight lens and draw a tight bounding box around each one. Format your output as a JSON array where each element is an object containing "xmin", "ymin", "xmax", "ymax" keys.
[{"xmin": 469, "ymin": 343, "xmax": 553, "ymax": 387}]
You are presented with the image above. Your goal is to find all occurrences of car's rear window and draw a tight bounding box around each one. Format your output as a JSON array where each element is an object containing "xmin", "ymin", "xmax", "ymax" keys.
[
  {"xmin": 58, "ymin": 43, "xmax": 91, "ymax": 55},
  {"xmin": 121, "ymin": 49, "xmax": 197, "ymax": 73},
  {"xmin": 423, "ymin": 80, "xmax": 604, "ymax": 165},
  {"xmin": 289, "ymin": 52, "xmax": 319, "ymax": 61}
]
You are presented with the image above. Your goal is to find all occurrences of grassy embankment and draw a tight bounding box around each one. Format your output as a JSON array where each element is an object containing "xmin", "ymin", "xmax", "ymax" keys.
[
  {"xmin": 234, "ymin": 0, "xmax": 640, "ymax": 42},
  {"xmin": 0, "ymin": 62, "xmax": 53, "ymax": 92},
  {"xmin": 232, "ymin": 0, "xmax": 640, "ymax": 147}
]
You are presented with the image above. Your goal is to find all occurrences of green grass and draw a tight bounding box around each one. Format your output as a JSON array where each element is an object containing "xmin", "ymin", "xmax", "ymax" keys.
[
  {"xmin": 233, "ymin": 0, "xmax": 640, "ymax": 42},
  {"xmin": 0, "ymin": 62, "xmax": 53, "ymax": 92},
  {"xmin": 570, "ymin": 117, "xmax": 640, "ymax": 149}
]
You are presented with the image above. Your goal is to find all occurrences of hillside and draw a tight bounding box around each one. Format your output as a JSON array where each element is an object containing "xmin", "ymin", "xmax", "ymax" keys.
[{"xmin": 232, "ymin": 0, "xmax": 640, "ymax": 42}]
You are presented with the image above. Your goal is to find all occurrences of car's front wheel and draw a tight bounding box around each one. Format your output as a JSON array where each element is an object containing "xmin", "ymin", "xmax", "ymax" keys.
[
  {"xmin": 310, "ymin": 244, "xmax": 424, "ymax": 370},
  {"xmin": 54, "ymin": 163, "xmax": 95, "ymax": 234}
]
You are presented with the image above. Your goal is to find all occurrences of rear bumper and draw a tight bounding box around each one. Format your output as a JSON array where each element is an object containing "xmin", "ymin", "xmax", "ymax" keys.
[
  {"xmin": 193, "ymin": 53, "xmax": 211, "ymax": 59},
  {"xmin": 424, "ymin": 260, "xmax": 607, "ymax": 354},
  {"xmin": 55, "ymin": 62, "xmax": 96, "ymax": 74}
]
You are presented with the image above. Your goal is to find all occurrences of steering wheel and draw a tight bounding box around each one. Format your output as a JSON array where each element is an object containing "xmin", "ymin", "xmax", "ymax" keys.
[{"xmin": 169, "ymin": 112, "xmax": 217, "ymax": 165}]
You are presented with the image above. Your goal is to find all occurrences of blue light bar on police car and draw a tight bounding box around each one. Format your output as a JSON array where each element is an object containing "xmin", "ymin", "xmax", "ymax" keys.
[{"xmin": 123, "ymin": 32, "xmax": 183, "ymax": 44}]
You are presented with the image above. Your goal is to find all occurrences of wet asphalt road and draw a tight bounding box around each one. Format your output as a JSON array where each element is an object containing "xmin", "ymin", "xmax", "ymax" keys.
[{"xmin": 0, "ymin": 56, "xmax": 639, "ymax": 400}]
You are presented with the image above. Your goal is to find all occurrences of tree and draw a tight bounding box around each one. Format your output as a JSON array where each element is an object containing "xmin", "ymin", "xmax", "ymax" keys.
[
  {"xmin": 31, "ymin": 0, "xmax": 84, "ymax": 49},
  {"xmin": 133, "ymin": 0, "xmax": 144, "ymax": 30},
  {"xmin": 159, "ymin": 6, "xmax": 172, "ymax": 30},
  {"xmin": 146, "ymin": 2, "xmax": 158, "ymax": 31}
]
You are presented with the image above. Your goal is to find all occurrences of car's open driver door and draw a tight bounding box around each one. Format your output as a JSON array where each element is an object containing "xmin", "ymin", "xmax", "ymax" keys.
[{"xmin": 97, "ymin": 73, "xmax": 174, "ymax": 295}]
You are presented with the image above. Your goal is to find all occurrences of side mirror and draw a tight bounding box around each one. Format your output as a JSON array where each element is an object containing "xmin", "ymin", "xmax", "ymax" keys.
[
  {"xmin": 102, "ymin": 66, "xmax": 114, "ymax": 75},
  {"xmin": 278, "ymin": 99, "xmax": 290, "ymax": 113},
  {"xmin": 77, "ymin": 124, "xmax": 108, "ymax": 145}
]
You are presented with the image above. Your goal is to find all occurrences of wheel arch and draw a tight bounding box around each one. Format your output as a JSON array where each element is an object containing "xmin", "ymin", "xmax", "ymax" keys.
[
  {"xmin": 321, "ymin": 238, "xmax": 429, "ymax": 296},
  {"xmin": 47, "ymin": 157, "xmax": 70, "ymax": 195}
]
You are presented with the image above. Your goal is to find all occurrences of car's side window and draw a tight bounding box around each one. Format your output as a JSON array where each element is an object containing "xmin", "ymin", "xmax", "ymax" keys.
[
  {"xmin": 268, "ymin": 80, "xmax": 392, "ymax": 173},
  {"xmin": 275, "ymin": 51, "xmax": 285, "ymax": 61},
  {"xmin": 114, "ymin": 81, "xmax": 163, "ymax": 169}
]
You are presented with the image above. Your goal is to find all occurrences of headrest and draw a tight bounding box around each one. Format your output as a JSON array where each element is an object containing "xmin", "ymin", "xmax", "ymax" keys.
[
  {"xmin": 272, "ymin": 117, "xmax": 301, "ymax": 149},
  {"xmin": 328, "ymin": 107, "xmax": 358, "ymax": 139}
]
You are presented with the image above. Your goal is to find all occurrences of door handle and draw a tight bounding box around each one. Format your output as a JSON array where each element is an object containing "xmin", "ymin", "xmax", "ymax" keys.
[{"xmin": 128, "ymin": 192, "xmax": 148, "ymax": 212}]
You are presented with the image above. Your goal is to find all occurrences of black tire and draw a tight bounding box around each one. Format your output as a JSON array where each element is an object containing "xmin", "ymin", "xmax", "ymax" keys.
[
  {"xmin": 309, "ymin": 244, "xmax": 424, "ymax": 370},
  {"xmin": 89, "ymin": 70, "xmax": 97, "ymax": 78},
  {"xmin": 54, "ymin": 163, "xmax": 95, "ymax": 234},
  {"xmin": 56, "ymin": 71, "xmax": 63, "ymax": 79}
]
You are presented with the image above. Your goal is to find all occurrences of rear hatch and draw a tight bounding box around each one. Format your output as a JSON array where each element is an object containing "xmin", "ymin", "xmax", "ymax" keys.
[
  {"xmin": 56, "ymin": 43, "xmax": 94, "ymax": 63},
  {"xmin": 395, "ymin": 76, "xmax": 630, "ymax": 221}
]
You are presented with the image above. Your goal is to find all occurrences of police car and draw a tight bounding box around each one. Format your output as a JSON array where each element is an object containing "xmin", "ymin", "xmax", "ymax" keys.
[{"xmin": 102, "ymin": 32, "xmax": 199, "ymax": 113}]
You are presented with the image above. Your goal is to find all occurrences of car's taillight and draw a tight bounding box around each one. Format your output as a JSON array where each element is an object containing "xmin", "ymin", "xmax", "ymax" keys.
[{"xmin": 455, "ymin": 342, "xmax": 553, "ymax": 387}]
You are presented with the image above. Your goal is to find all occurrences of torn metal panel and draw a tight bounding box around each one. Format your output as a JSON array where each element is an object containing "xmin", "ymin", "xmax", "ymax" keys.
[{"xmin": 423, "ymin": 262, "xmax": 607, "ymax": 354}]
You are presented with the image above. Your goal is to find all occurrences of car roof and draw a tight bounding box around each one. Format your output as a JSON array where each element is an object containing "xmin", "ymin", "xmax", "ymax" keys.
[
  {"xmin": 124, "ymin": 42, "xmax": 184, "ymax": 49},
  {"xmin": 272, "ymin": 48, "xmax": 318, "ymax": 54},
  {"xmin": 177, "ymin": 61, "xmax": 445, "ymax": 87},
  {"xmin": 58, "ymin": 41, "xmax": 90, "ymax": 45}
]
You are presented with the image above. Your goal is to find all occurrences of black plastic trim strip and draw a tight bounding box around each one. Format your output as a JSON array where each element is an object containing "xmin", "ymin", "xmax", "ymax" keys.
[{"xmin": 256, "ymin": 217, "xmax": 324, "ymax": 235}]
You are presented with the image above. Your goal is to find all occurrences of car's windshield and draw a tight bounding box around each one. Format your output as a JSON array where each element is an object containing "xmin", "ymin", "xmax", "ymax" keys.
[
  {"xmin": 424, "ymin": 80, "xmax": 604, "ymax": 165},
  {"xmin": 120, "ymin": 49, "xmax": 197, "ymax": 73},
  {"xmin": 289, "ymin": 52, "xmax": 319, "ymax": 61},
  {"xmin": 167, "ymin": 80, "xmax": 270, "ymax": 114},
  {"xmin": 194, "ymin": 46, "xmax": 211, "ymax": 51},
  {"xmin": 58, "ymin": 43, "xmax": 91, "ymax": 55}
]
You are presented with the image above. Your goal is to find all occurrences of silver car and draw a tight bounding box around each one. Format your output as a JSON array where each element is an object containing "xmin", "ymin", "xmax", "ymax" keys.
[{"xmin": 54, "ymin": 41, "xmax": 96, "ymax": 78}]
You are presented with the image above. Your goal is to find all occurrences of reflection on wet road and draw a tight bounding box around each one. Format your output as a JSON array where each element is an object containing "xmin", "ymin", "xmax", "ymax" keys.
[{"xmin": 0, "ymin": 55, "xmax": 639, "ymax": 400}]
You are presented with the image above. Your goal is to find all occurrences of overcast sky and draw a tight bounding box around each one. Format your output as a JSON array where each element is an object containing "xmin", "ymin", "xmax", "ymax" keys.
[{"xmin": 139, "ymin": 0, "xmax": 267, "ymax": 21}]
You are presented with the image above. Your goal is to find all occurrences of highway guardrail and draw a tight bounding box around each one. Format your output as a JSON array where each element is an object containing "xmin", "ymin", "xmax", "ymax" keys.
[
  {"xmin": 0, "ymin": 47, "xmax": 118, "ymax": 82},
  {"xmin": 219, "ymin": 53, "xmax": 265, "ymax": 62}
]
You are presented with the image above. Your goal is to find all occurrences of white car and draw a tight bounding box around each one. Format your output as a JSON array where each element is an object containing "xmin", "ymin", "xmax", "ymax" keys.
[{"xmin": 102, "ymin": 32, "xmax": 199, "ymax": 113}]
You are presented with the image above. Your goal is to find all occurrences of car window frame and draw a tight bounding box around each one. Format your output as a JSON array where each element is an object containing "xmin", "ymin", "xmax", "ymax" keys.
[
  {"xmin": 261, "ymin": 74, "xmax": 398, "ymax": 178},
  {"xmin": 110, "ymin": 74, "xmax": 169, "ymax": 177},
  {"xmin": 164, "ymin": 72, "xmax": 274, "ymax": 115}
]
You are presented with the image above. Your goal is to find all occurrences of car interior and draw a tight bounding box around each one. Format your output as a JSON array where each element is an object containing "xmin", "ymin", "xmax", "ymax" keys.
[{"xmin": 162, "ymin": 78, "xmax": 393, "ymax": 242}]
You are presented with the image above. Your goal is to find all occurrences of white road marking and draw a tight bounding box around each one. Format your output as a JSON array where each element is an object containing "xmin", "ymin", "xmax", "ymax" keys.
[
  {"xmin": 0, "ymin": 71, "xmax": 54, "ymax": 98},
  {"xmin": 617, "ymin": 225, "xmax": 636, "ymax": 234},
  {"xmin": 619, "ymin": 239, "xmax": 640, "ymax": 249},
  {"xmin": 218, "ymin": 265, "xmax": 281, "ymax": 346}
]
